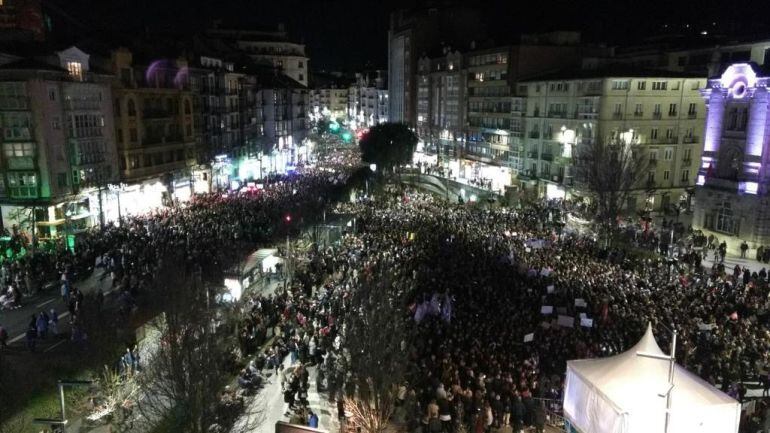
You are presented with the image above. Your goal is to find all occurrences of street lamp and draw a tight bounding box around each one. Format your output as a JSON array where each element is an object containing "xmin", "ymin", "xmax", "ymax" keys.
[{"xmin": 108, "ymin": 183, "xmax": 127, "ymax": 226}]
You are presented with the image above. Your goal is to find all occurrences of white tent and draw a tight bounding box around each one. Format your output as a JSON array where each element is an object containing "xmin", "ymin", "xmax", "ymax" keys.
[{"xmin": 563, "ymin": 324, "xmax": 740, "ymax": 433}]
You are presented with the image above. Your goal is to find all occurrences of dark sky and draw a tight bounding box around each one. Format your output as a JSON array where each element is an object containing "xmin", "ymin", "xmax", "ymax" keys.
[{"xmin": 47, "ymin": 0, "xmax": 770, "ymax": 72}]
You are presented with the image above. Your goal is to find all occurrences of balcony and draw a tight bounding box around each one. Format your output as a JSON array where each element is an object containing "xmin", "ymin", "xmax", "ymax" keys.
[
  {"xmin": 648, "ymin": 159, "xmax": 657, "ymax": 167},
  {"xmin": 634, "ymin": 111, "xmax": 644, "ymax": 117},
  {"xmin": 652, "ymin": 112, "xmax": 662, "ymax": 120},
  {"xmin": 668, "ymin": 111, "xmax": 678, "ymax": 117},
  {"xmin": 688, "ymin": 112, "xmax": 697, "ymax": 119},
  {"xmin": 683, "ymin": 136, "xmax": 699, "ymax": 144},
  {"xmin": 527, "ymin": 151, "xmax": 538, "ymax": 158},
  {"xmin": 612, "ymin": 112, "xmax": 623, "ymax": 119},
  {"xmin": 548, "ymin": 111, "xmax": 567, "ymax": 118},
  {"xmin": 681, "ymin": 158, "xmax": 692, "ymax": 167}
]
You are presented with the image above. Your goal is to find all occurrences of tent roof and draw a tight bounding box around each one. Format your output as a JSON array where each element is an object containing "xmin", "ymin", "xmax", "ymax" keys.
[{"xmin": 567, "ymin": 324, "xmax": 737, "ymax": 413}]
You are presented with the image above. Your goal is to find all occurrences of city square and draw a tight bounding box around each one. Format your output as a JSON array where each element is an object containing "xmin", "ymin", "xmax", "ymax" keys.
[{"xmin": 0, "ymin": 1, "xmax": 768, "ymax": 433}]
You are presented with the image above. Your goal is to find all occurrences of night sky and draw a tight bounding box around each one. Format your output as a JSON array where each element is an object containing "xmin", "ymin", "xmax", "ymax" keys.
[{"xmin": 46, "ymin": 0, "xmax": 770, "ymax": 72}]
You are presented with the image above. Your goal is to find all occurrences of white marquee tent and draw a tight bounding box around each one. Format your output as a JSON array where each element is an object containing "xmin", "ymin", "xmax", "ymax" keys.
[{"xmin": 563, "ymin": 324, "xmax": 740, "ymax": 433}]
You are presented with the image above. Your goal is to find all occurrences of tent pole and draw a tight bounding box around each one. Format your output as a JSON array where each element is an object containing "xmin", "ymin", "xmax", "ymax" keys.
[{"xmin": 664, "ymin": 329, "xmax": 677, "ymax": 433}]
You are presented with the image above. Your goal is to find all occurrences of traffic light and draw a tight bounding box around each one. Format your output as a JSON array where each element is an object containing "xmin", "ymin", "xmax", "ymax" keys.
[
  {"xmin": 329, "ymin": 122, "xmax": 340, "ymax": 133},
  {"xmin": 341, "ymin": 131, "xmax": 352, "ymax": 142},
  {"xmin": 285, "ymin": 214, "xmax": 292, "ymax": 223}
]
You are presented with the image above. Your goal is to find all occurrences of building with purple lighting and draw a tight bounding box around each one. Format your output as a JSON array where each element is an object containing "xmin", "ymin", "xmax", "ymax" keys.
[{"xmin": 694, "ymin": 62, "xmax": 770, "ymax": 254}]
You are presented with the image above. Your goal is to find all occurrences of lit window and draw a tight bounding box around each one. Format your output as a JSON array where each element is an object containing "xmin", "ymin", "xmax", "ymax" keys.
[{"xmin": 67, "ymin": 62, "xmax": 83, "ymax": 80}]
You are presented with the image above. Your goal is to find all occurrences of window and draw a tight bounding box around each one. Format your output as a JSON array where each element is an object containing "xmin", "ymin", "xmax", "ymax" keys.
[
  {"xmin": 634, "ymin": 103, "xmax": 643, "ymax": 115},
  {"xmin": 653, "ymin": 104, "xmax": 661, "ymax": 115},
  {"xmin": 298, "ymin": 73, "xmax": 304, "ymax": 82},
  {"xmin": 129, "ymin": 128, "xmax": 137, "ymax": 142},
  {"xmin": 683, "ymin": 148, "xmax": 692, "ymax": 160},
  {"xmin": 664, "ymin": 148, "xmax": 673, "ymax": 160},
  {"xmin": 3, "ymin": 142, "xmax": 33, "ymax": 157},
  {"xmin": 614, "ymin": 103, "xmax": 623, "ymax": 114},
  {"xmin": 665, "ymin": 128, "xmax": 674, "ymax": 139},
  {"xmin": 298, "ymin": 61, "xmax": 304, "ymax": 68},
  {"xmin": 57, "ymin": 173, "xmax": 67, "ymax": 188},
  {"xmin": 681, "ymin": 169, "xmax": 690, "ymax": 182},
  {"xmin": 611, "ymin": 80, "xmax": 630, "ymax": 90},
  {"xmin": 677, "ymin": 56, "xmax": 687, "ymax": 66},
  {"xmin": 66, "ymin": 61, "xmax": 83, "ymax": 80},
  {"xmin": 52, "ymin": 116, "xmax": 60, "ymax": 129},
  {"xmin": 706, "ymin": 202, "xmax": 738, "ymax": 235},
  {"xmin": 2, "ymin": 112, "xmax": 32, "ymax": 140},
  {"xmin": 6, "ymin": 172, "xmax": 37, "ymax": 198},
  {"xmin": 668, "ymin": 103, "xmax": 677, "ymax": 116},
  {"xmin": 663, "ymin": 170, "xmax": 670, "ymax": 180},
  {"xmin": 652, "ymin": 81, "xmax": 667, "ymax": 90},
  {"xmin": 647, "ymin": 172, "xmax": 655, "ymax": 182},
  {"xmin": 48, "ymin": 87, "xmax": 56, "ymax": 101},
  {"xmin": 184, "ymin": 99, "xmax": 191, "ymax": 115},
  {"xmin": 127, "ymin": 99, "xmax": 136, "ymax": 116},
  {"xmin": 650, "ymin": 128, "xmax": 659, "ymax": 140},
  {"xmin": 688, "ymin": 103, "xmax": 697, "ymax": 116},
  {"xmin": 649, "ymin": 150, "xmax": 658, "ymax": 162},
  {"xmin": 637, "ymin": 81, "xmax": 646, "ymax": 90}
]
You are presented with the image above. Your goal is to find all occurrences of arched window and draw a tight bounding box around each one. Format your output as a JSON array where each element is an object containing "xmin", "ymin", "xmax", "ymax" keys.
[
  {"xmin": 706, "ymin": 201, "xmax": 739, "ymax": 235},
  {"xmin": 127, "ymin": 99, "xmax": 136, "ymax": 117},
  {"xmin": 184, "ymin": 99, "xmax": 191, "ymax": 115}
]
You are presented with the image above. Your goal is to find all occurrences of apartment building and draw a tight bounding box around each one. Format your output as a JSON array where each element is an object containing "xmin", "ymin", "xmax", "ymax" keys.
[
  {"xmin": 349, "ymin": 70, "xmax": 388, "ymax": 127},
  {"xmin": 0, "ymin": 46, "xmax": 119, "ymax": 236},
  {"xmin": 206, "ymin": 24, "xmax": 309, "ymax": 87},
  {"xmin": 417, "ymin": 48, "xmax": 464, "ymax": 160},
  {"xmin": 520, "ymin": 70, "xmax": 705, "ymax": 211},
  {"xmin": 310, "ymin": 86, "xmax": 349, "ymax": 120},
  {"xmin": 694, "ymin": 63, "xmax": 770, "ymax": 253},
  {"xmin": 109, "ymin": 48, "xmax": 199, "ymax": 210}
]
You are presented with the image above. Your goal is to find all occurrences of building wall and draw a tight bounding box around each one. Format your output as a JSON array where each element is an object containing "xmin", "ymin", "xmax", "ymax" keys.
[{"xmin": 694, "ymin": 63, "xmax": 770, "ymax": 253}]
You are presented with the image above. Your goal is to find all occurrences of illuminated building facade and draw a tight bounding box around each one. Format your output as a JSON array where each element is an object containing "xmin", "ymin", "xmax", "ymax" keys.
[
  {"xmin": 520, "ymin": 70, "xmax": 705, "ymax": 210},
  {"xmin": 694, "ymin": 63, "xmax": 770, "ymax": 253},
  {"xmin": 348, "ymin": 71, "xmax": 388, "ymax": 127},
  {"xmin": 0, "ymin": 46, "xmax": 119, "ymax": 237}
]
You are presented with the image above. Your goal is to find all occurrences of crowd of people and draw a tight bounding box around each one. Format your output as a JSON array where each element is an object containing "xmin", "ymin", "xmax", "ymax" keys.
[{"xmin": 230, "ymin": 184, "xmax": 770, "ymax": 433}]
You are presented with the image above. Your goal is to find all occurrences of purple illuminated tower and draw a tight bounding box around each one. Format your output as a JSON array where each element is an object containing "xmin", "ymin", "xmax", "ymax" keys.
[{"xmin": 694, "ymin": 63, "xmax": 770, "ymax": 253}]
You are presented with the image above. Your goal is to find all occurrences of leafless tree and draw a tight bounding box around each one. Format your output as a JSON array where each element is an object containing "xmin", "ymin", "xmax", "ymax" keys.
[
  {"xmin": 128, "ymin": 252, "xmax": 263, "ymax": 433},
  {"xmin": 575, "ymin": 137, "xmax": 648, "ymax": 245},
  {"xmin": 342, "ymin": 266, "xmax": 411, "ymax": 433}
]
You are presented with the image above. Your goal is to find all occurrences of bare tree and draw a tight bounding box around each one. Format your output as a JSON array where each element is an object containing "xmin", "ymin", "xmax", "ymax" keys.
[
  {"xmin": 342, "ymin": 266, "xmax": 411, "ymax": 433},
  {"xmin": 128, "ymin": 252, "xmax": 262, "ymax": 433},
  {"xmin": 575, "ymin": 137, "xmax": 648, "ymax": 245}
]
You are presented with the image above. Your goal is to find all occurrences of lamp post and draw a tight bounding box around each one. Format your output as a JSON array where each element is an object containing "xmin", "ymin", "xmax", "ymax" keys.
[{"xmin": 108, "ymin": 183, "xmax": 127, "ymax": 226}]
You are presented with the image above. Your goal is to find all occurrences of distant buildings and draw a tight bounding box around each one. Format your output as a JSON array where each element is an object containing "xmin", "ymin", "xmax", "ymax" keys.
[
  {"xmin": 349, "ymin": 71, "xmax": 388, "ymax": 127},
  {"xmin": 0, "ymin": 20, "xmax": 311, "ymax": 236},
  {"xmin": 207, "ymin": 23, "xmax": 309, "ymax": 87}
]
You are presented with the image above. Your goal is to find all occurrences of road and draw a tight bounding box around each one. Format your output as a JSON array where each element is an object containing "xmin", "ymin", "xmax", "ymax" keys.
[{"xmin": 0, "ymin": 262, "xmax": 115, "ymax": 353}]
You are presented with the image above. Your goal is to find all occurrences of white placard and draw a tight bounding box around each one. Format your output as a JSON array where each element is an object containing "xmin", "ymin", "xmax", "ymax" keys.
[
  {"xmin": 580, "ymin": 318, "xmax": 593, "ymax": 328},
  {"xmin": 697, "ymin": 323, "xmax": 716, "ymax": 331},
  {"xmin": 579, "ymin": 312, "xmax": 587, "ymax": 320},
  {"xmin": 541, "ymin": 306, "xmax": 554, "ymax": 314},
  {"xmin": 558, "ymin": 315, "xmax": 575, "ymax": 328},
  {"xmin": 546, "ymin": 285, "xmax": 555, "ymax": 294},
  {"xmin": 575, "ymin": 298, "xmax": 587, "ymax": 308},
  {"xmin": 523, "ymin": 333, "xmax": 534, "ymax": 343}
]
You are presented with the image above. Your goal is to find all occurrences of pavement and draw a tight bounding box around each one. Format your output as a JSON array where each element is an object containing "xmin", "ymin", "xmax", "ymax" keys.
[{"xmin": 0, "ymin": 263, "xmax": 115, "ymax": 354}]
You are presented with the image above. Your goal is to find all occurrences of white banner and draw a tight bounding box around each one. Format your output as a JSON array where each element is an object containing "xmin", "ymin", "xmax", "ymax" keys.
[
  {"xmin": 524, "ymin": 333, "xmax": 534, "ymax": 343},
  {"xmin": 541, "ymin": 305, "xmax": 554, "ymax": 314}
]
